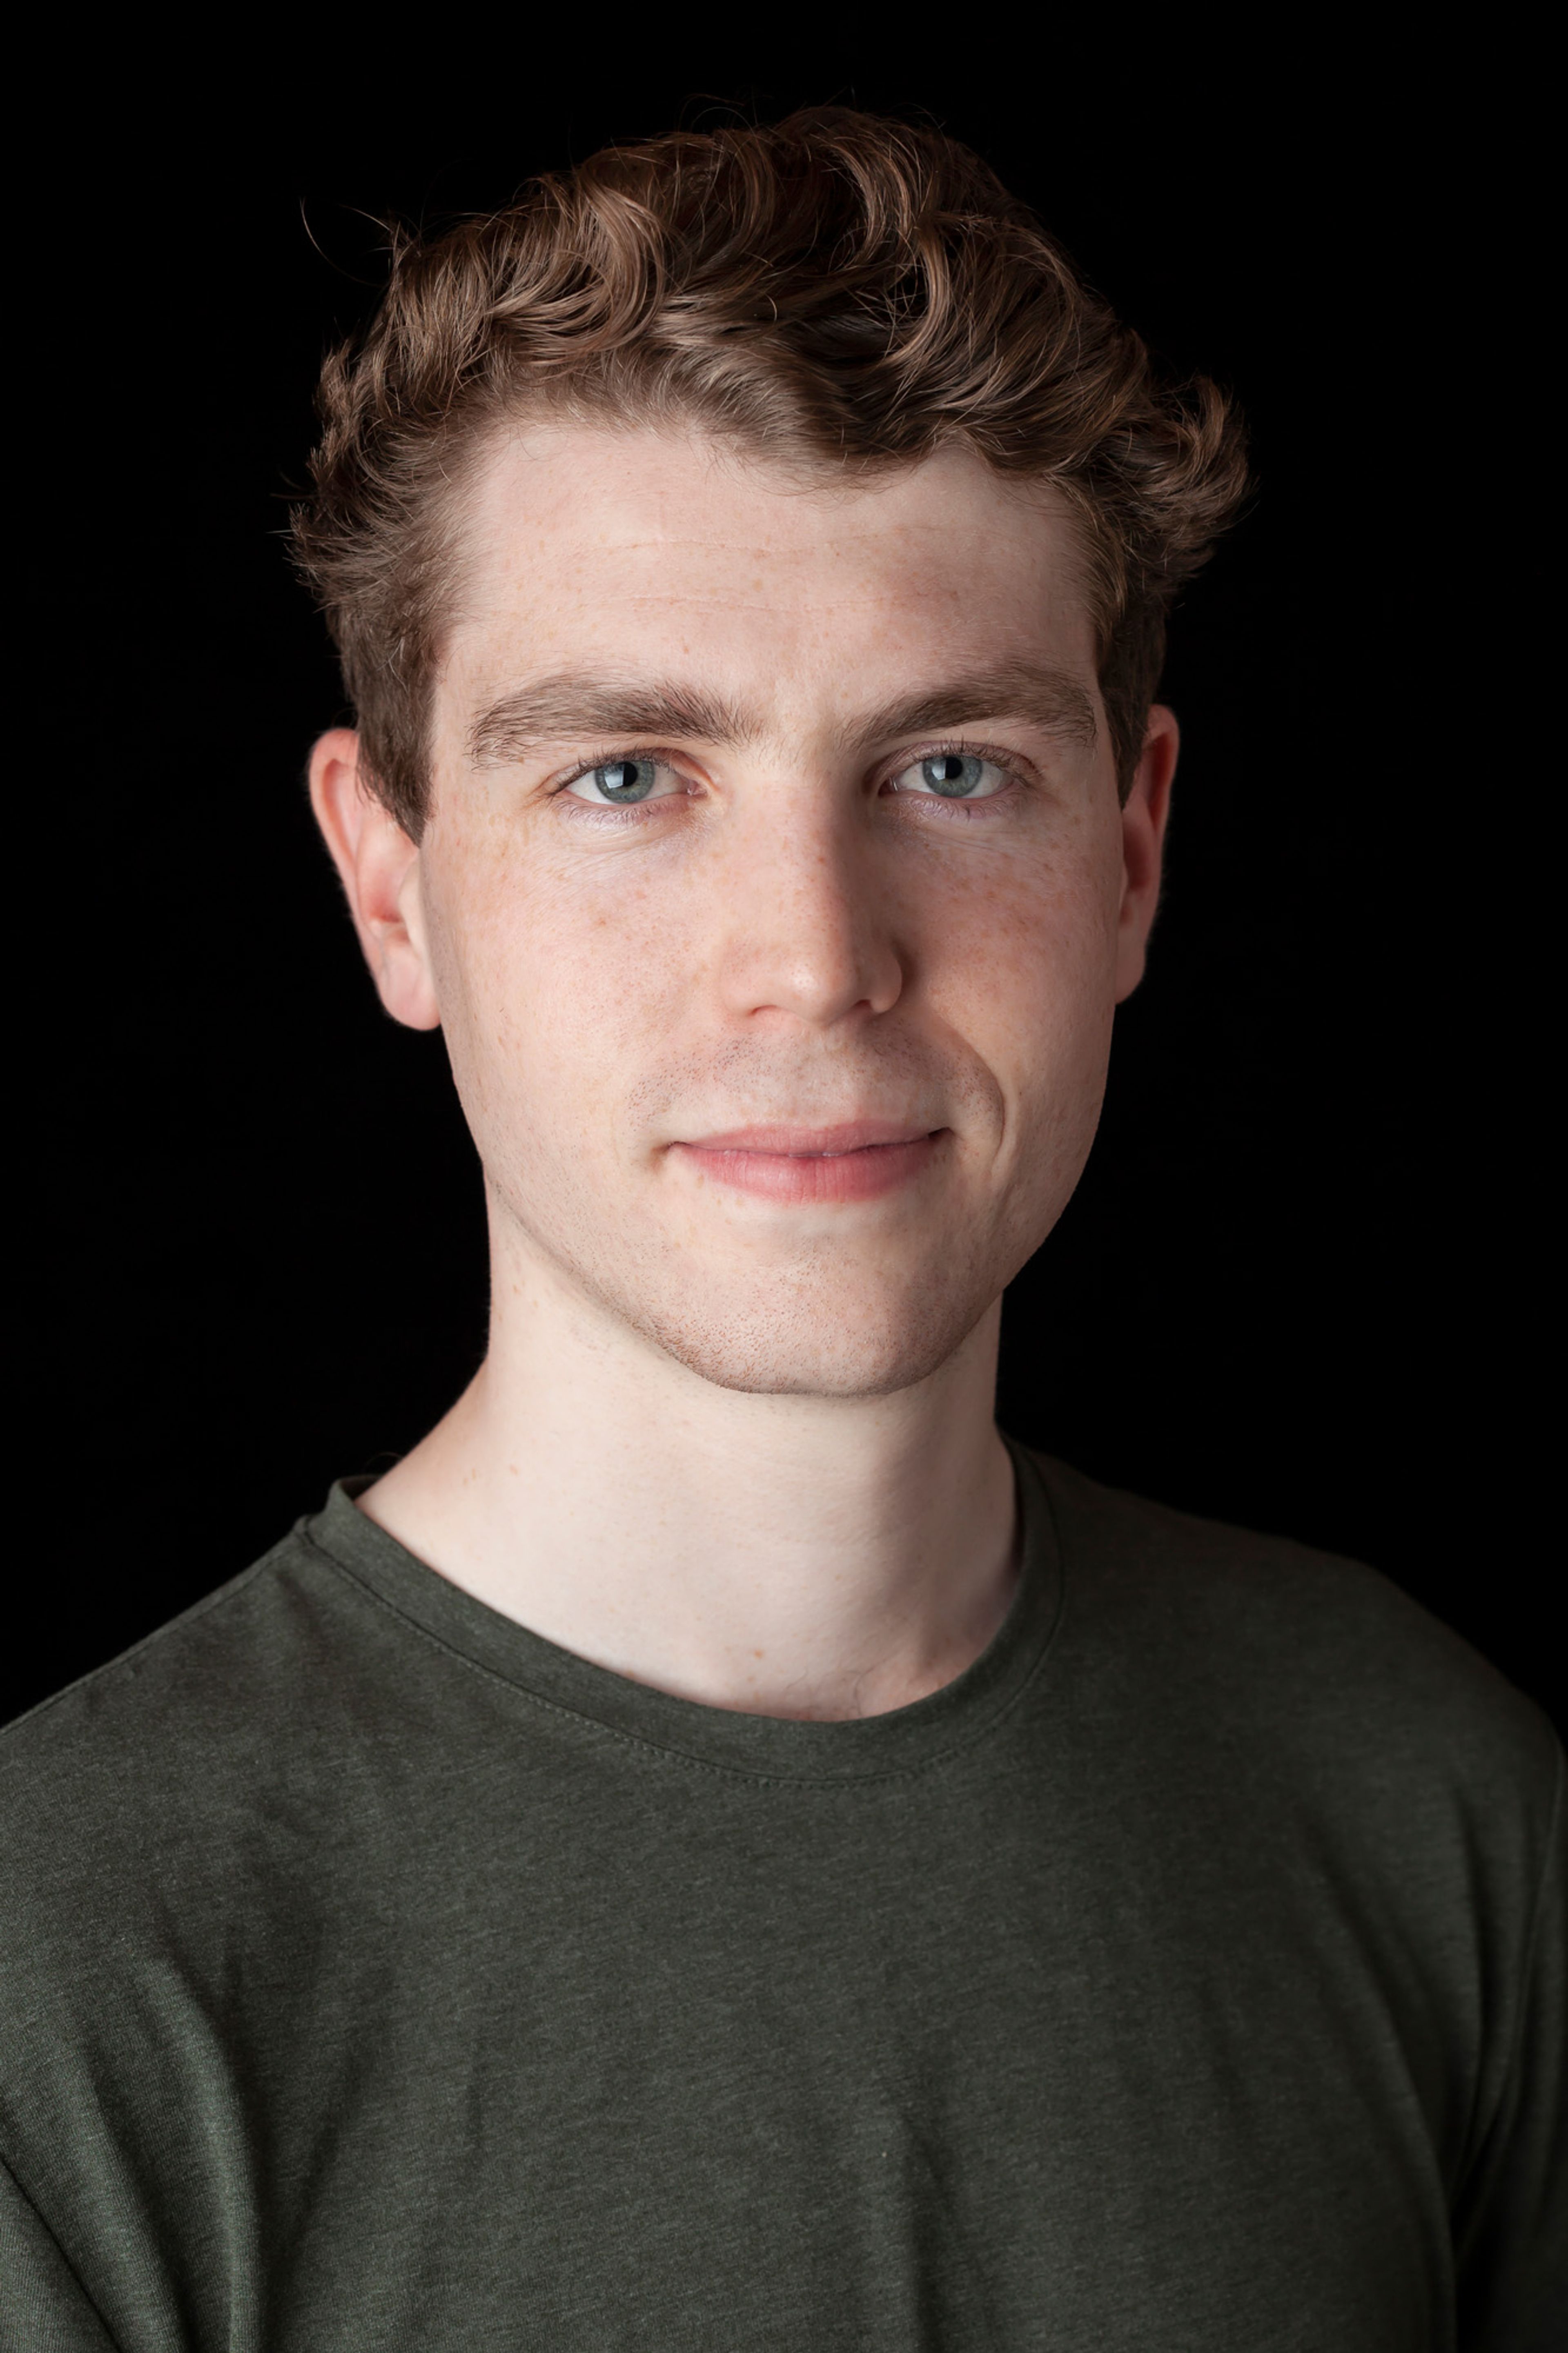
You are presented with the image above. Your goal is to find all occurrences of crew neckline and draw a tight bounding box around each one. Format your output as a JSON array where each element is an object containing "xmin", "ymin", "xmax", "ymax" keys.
[{"xmin": 300, "ymin": 1436, "xmax": 1065, "ymax": 1785}]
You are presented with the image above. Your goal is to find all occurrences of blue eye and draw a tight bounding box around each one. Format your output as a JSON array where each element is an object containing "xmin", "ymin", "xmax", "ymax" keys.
[
  {"xmin": 586, "ymin": 759, "xmax": 658, "ymax": 803},
  {"xmin": 891, "ymin": 753, "xmax": 1006, "ymax": 801},
  {"xmin": 923, "ymin": 756, "xmax": 982, "ymax": 796}
]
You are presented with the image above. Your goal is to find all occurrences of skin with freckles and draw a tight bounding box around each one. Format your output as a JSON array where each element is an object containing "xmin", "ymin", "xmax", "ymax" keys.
[{"xmin": 310, "ymin": 424, "xmax": 1176, "ymax": 1720}]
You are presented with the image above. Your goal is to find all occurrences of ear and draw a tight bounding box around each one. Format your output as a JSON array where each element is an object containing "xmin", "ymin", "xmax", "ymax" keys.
[
  {"xmin": 1114, "ymin": 704, "xmax": 1179, "ymax": 1002},
  {"xmin": 307, "ymin": 729, "xmax": 442, "ymax": 1031}
]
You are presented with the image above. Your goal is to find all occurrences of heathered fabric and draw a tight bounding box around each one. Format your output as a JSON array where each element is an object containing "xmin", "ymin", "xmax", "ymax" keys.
[{"xmin": 2, "ymin": 1444, "xmax": 1563, "ymax": 2351}]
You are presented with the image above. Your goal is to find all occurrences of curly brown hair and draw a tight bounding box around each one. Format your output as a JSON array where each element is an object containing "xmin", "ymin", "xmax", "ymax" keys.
[{"xmin": 292, "ymin": 109, "xmax": 1248, "ymax": 836}]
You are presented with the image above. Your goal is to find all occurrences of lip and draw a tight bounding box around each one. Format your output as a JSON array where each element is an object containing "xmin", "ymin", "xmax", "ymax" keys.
[{"xmin": 667, "ymin": 1122, "xmax": 948, "ymax": 1204}]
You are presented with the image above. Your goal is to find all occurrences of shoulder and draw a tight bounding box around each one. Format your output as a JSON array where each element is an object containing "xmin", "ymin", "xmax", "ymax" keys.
[
  {"xmin": 1026, "ymin": 1446, "xmax": 1563, "ymax": 1846},
  {"xmin": 4, "ymin": 1514, "xmax": 358, "ymax": 1772},
  {"xmin": 0, "ymin": 1515, "xmax": 397, "ymax": 1956},
  {"xmin": 1024, "ymin": 1452, "xmax": 1567, "ymax": 2258}
]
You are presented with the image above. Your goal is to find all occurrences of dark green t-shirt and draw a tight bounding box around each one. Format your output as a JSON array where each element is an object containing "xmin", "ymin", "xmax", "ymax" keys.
[{"xmin": 2, "ymin": 1446, "xmax": 1563, "ymax": 2350}]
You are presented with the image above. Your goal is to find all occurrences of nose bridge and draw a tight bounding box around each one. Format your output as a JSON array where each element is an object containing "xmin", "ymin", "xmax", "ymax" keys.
[{"xmin": 712, "ymin": 772, "xmax": 902, "ymax": 1028}]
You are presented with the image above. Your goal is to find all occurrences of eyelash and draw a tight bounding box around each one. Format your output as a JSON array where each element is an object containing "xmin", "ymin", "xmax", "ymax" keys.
[
  {"xmin": 550, "ymin": 739, "xmax": 1026, "ymax": 819},
  {"xmin": 550, "ymin": 747, "xmax": 691, "ymax": 821},
  {"xmin": 889, "ymin": 739, "xmax": 1022, "ymax": 819}
]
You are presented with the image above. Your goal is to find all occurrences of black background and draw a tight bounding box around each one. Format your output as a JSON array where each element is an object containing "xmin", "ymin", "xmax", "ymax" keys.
[{"xmin": 13, "ymin": 25, "xmax": 1553, "ymax": 1731}]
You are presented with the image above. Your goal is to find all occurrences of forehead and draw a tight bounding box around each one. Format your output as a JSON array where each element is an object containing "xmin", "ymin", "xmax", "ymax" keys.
[{"xmin": 445, "ymin": 423, "xmax": 1098, "ymax": 714}]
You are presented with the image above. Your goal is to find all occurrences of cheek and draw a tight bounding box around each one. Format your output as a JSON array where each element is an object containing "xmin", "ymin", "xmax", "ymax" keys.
[
  {"xmin": 942, "ymin": 861, "xmax": 1119, "ymax": 1235},
  {"xmin": 924, "ymin": 841, "xmax": 1119, "ymax": 1076},
  {"xmin": 424, "ymin": 837, "xmax": 686, "ymax": 1125}
]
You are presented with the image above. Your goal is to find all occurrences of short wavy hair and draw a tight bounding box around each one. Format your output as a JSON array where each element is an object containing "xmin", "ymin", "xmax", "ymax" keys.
[{"xmin": 292, "ymin": 109, "xmax": 1248, "ymax": 835}]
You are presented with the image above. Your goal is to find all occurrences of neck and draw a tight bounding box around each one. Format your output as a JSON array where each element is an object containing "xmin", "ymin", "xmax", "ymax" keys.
[{"xmin": 360, "ymin": 1218, "xmax": 1019, "ymax": 1723}]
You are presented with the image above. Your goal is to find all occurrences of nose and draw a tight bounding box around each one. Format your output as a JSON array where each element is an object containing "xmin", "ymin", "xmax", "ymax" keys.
[{"xmin": 711, "ymin": 789, "xmax": 906, "ymax": 1032}]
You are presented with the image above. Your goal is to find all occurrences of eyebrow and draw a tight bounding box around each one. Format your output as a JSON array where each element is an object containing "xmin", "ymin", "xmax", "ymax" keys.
[
  {"xmin": 851, "ymin": 663, "xmax": 1098, "ymax": 754},
  {"xmin": 469, "ymin": 676, "xmax": 752, "ymax": 767},
  {"xmin": 466, "ymin": 659, "xmax": 1097, "ymax": 767}
]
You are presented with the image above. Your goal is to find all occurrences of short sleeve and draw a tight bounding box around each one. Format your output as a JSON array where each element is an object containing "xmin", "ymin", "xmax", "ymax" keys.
[
  {"xmin": 0, "ymin": 2155, "xmax": 118, "ymax": 2353},
  {"xmin": 1454, "ymin": 1743, "xmax": 1568, "ymax": 2351}
]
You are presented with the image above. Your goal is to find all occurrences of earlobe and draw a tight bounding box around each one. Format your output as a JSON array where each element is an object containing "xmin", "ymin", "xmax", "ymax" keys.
[{"xmin": 307, "ymin": 729, "xmax": 442, "ymax": 1032}]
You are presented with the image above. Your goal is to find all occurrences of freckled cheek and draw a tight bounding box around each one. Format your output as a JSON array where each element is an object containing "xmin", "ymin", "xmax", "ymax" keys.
[
  {"xmin": 449, "ymin": 867, "xmax": 689, "ymax": 1093},
  {"xmin": 923, "ymin": 862, "xmax": 1118, "ymax": 1150},
  {"xmin": 924, "ymin": 856, "xmax": 1113, "ymax": 1015}
]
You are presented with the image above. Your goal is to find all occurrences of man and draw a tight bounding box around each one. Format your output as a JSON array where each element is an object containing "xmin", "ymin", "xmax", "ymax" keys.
[{"xmin": 2, "ymin": 111, "xmax": 1561, "ymax": 2351}]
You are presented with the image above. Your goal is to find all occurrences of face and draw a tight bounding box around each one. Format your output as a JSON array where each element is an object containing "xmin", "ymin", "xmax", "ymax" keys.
[{"xmin": 314, "ymin": 424, "xmax": 1174, "ymax": 1397}]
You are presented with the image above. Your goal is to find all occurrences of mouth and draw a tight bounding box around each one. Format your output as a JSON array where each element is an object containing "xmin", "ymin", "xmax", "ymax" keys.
[{"xmin": 666, "ymin": 1122, "xmax": 949, "ymax": 1205}]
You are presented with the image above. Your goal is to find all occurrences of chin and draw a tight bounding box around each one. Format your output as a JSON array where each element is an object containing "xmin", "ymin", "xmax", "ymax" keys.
[
  {"xmin": 653, "ymin": 1331, "xmax": 967, "ymax": 1400},
  {"xmin": 601, "ymin": 1261, "xmax": 996, "ymax": 1400},
  {"xmin": 501, "ymin": 1177, "xmax": 1040, "ymax": 1401}
]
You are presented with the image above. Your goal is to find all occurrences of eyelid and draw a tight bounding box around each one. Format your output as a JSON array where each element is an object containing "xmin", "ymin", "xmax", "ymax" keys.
[
  {"xmin": 882, "ymin": 738, "xmax": 1027, "ymax": 793},
  {"xmin": 547, "ymin": 736, "xmax": 1033, "ymax": 802},
  {"xmin": 550, "ymin": 746, "xmax": 698, "ymax": 798}
]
